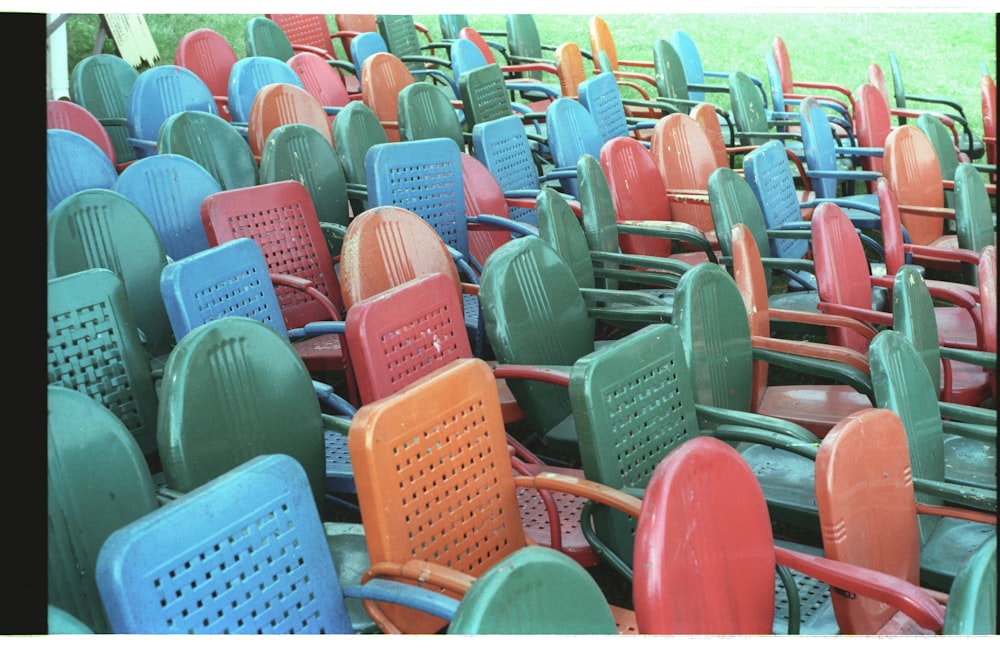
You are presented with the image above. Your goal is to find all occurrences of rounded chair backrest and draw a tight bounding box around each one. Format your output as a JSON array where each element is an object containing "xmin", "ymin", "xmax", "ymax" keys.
[
  {"xmin": 799, "ymin": 96, "xmax": 843, "ymax": 199},
  {"xmin": 652, "ymin": 38, "xmax": 690, "ymax": 101},
  {"xmin": 449, "ymin": 34, "xmax": 490, "ymax": 83},
  {"xmin": 544, "ymin": 97, "xmax": 603, "ymax": 197},
  {"xmin": 587, "ymin": 15, "xmax": 618, "ymax": 73},
  {"xmin": 891, "ymin": 265, "xmax": 944, "ymax": 392},
  {"xmin": 743, "ymin": 139, "xmax": 811, "ymax": 260},
  {"xmin": 397, "ymin": 82, "xmax": 464, "ymax": 149},
  {"xmin": 244, "ymin": 16, "xmax": 295, "ymax": 60},
  {"xmin": 113, "ymin": 153, "xmax": 220, "ymax": 260},
  {"xmin": 174, "ymin": 28, "xmax": 238, "ymax": 120},
  {"xmin": 46, "ymin": 128, "xmax": 118, "ymax": 215},
  {"xmin": 729, "ymin": 223, "xmax": 774, "ymax": 407},
  {"xmin": 981, "ymin": 74, "xmax": 997, "ymax": 168},
  {"xmin": 668, "ymin": 30, "xmax": 706, "ymax": 101},
  {"xmin": 267, "ymin": 13, "xmax": 337, "ymax": 58},
  {"xmin": 634, "ymin": 436, "xmax": 777, "ymax": 634},
  {"xmin": 650, "ymin": 113, "xmax": 716, "ymax": 235},
  {"xmin": 288, "ymin": 51, "xmax": 350, "ymax": 109},
  {"xmin": 689, "ymin": 102, "xmax": 730, "ymax": 169},
  {"xmin": 708, "ymin": 165, "xmax": 773, "ymax": 285},
  {"xmin": 156, "ymin": 110, "xmax": 258, "ymax": 190},
  {"xmin": 332, "ymin": 100, "xmax": 388, "ymax": 214},
  {"xmin": 227, "ymin": 56, "xmax": 304, "ymax": 125},
  {"xmin": 47, "ymin": 385, "xmax": 159, "ymax": 634},
  {"xmin": 854, "ymin": 83, "xmax": 892, "ymax": 175},
  {"xmin": 883, "ymin": 124, "xmax": 946, "ymax": 246},
  {"xmin": 360, "ymin": 51, "xmax": 415, "ymax": 141},
  {"xmin": 127, "ymin": 65, "xmax": 217, "ymax": 158},
  {"xmin": 46, "ymin": 99, "xmax": 117, "ymax": 165},
  {"xmin": 599, "ymin": 136, "xmax": 673, "ymax": 258},
  {"xmin": 247, "ymin": 82, "xmax": 332, "ymax": 158},
  {"xmin": 953, "ymin": 162, "xmax": 995, "ymax": 257},
  {"xmin": 69, "ymin": 53, "xmax": 138, "ymax": 166},
  {"xmin": 728, "ymin": 70, "xmax": 770, "ymax": 146},
  {"xmin": 349, "ymin": 30, "xmax": 387, "ymax": 76},
  {"xmin": 554, "ymin": 41, "xmax": 586, "ymax": 98},
  {"xmin": 578, "ymin": 71, "xmax": 631, "ymax": 144}
]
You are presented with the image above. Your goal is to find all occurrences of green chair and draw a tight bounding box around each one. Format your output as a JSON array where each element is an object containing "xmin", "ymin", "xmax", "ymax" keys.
[
  {"xmin": 156, "ymin": 110, "xmax": 258, "ymax": 191},
  {"xmin": 69, "ymin": 54, "xmax": 138, "ymax": 167},
  {"xmin": 375, "ymin": 14, "xmax": 455, "ymax": 91},
  {"xmin": 331, "ymin": 100, "xmax": 388, "ymax": 215},
  {"xmin": 397, "ymin": 81, "xmax": 466, "ymax": 150},
  {"xmin": 943, "ymin": 536, "xmax": 997, "ymax": 634},
  {"xmin": 259, "ymin": 122, "xmax": 351, "ymax": 257},
  {"xmin": 869, "ymin": 329, "xmax": 996, "ymax": 592},
  {"xmin": 48, "ymin": 269, "xmax": 161, "ymax": 458},
  {"xmin": 47, "ymin": 385, "xmax": 160, "ymax": 633},
  {"xmin": 447, "ymin": 547, "xmax": 617, "ymax": 634},
  {"xmin": 651, "ymin": 38, "xmax": 734, "ymax": 145},
  {"xmin": 953, "ymin": 161, "xmax": 997, "ymax": 287},
  {"xmin": 155, "ymin": 316, "xmax": 373, "ymax": 632},
  {"xmin": 47, "ymin": 189, "xmax": 173, "ymax": 368},
  {"xmin": 729, "ymin": 70, "xmax": 802, "ymax": 152},
  {"xmin": 244, "ymin": 16, "xmax": 295, "ymax": 60}
]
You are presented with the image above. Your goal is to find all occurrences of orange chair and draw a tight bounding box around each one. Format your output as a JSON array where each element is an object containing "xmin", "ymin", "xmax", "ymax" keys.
[
  {"xmin": 815, "ymin": 408, "xmax": 996, "ymax": 633},
  {"xmin": 633, "ymin": 434, "xmax": 948, "ymax": 634},
  {"xmin": 343, "ymin": 271, "xmax": 599, "ymax": 568},
  {"xmin": 979, "ymin": 245, "xmax": 997, "ymax": 403},
  {"xmin": 348, "ymin": 358, "xmax": 642, "ymax": 634},
  {"xmin": 360, "ymin": 52, "xmax": 417, "ymax": 141},
  {"xmin": 246, "ymin": 82, "xmax": 334, "ymax": 161},
  {"xmin": 587, "ymin": 16, "xmax": 657, "ymax": 103},
  {"xmin": 982, "ymin": 72, "xmax": 997, "ymax": 179}
]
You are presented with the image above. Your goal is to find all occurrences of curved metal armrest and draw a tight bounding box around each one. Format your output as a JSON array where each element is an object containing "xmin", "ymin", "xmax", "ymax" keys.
[
  {"xmin": 467, "ymin": 213, "xmax": 539, "ymax": 238},
  {"xmin": 939, "ymin": 345, "xmax": 996, "ymax": 370},
  {"xmin": 752, "ymin": 334, "xmax": 872, "ymax": 383},
  {"xmin": 912, "ymin": 477, "xmax": 997, "ymax": 513},
  {"xmin": 915, "ymin": 500, "xmax": 997, "ymax": 526},
  {"xmin": 269, "ymin": 273, "xmax": 343, "ymax": 321},
  {"xmin": 774, "ymin": 546, "xmax": 945, "ymax": 633},
  {"xmin": 695, "ymin": 404, "xmax": 822, "ymax": 451},
  {"xmin": 767, "ymin": 308, "xmax": 878, "ymax": 342},
  {"xmin": 817, "ymin": 300, "xmax": 893, "ymax": 327},
  {"xmin": 358, "ymin": 560, "xmax": 477, "ymax": 634},
  {"xmin": 315, "ymin": 383, "xmax": 357, "ymax": 417},
  {"xmin": 341, "ymin": 578, "xmax": 460, "ymax": 626},
  {"xmin": 617, "ymin": 220, "xmax": 716, "ymax": 260},
  {"xmin": 588, "ymin": 250, "xmax": 692, "ymax": 276},
  {"xmin": 320, "ymin": 413, "xmax": 352, "ymax": 435}
]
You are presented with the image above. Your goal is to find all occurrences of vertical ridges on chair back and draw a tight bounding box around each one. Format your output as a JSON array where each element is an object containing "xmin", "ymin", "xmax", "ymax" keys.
[
  {"xmin": 397, "ymin": 81, "xmax": 465, "ymax": 150},
  {"xmin": 868, "ymin": 330, "xmax": 947, "ymax": 545},
  {"xmin": 376, "ymin": 14, "xmax": 424, "ymax": 67},
  {"xmin": 447, "ymin": 547, "xmax": 618, "ymax": 634},
  {"xmin": 634, "ymin": 436, "xmax": 777, "ymax": 634},
  {"xmin": 570, "ymin": 323, "xmax": 702, "ymax": 564},
  {"xmin": 157, "ymin": 110, "xmax": 258, "ymax": 190},
  {"xmin": 360, "ymin": 52, "xmax": 415, "ymax": 141},
  {"xmin": 69, "ymin": 54, "xmax": 139, "ymax": 165},
  {"xmin": 953, "ymin": 162, "xmax": 995, "ymax": 282},
  {"xmin": 157, "ymin": 317, "xmax": 325, "ymax": 503},
  {"xmin": 338, "ymin": 205, "xmax": 462, "ymax": 311},
  {"xmin": 113, "ymin": 153, "xmax": 220, "ymax": 260},
  {"xmin": 744, "ymin": 140, "xmax": 810, "ymax": 260},
  {"xmin": 348, "ymin": 358, "xmax": 524, "ymax": 633},
  {"xmin": 943, "ymin": 536, "xmax": 998, "ymax": 634},
  {"xmin": 96, "ymin": 454, "xmax": 350, "ymax": 634},
  {"xmin": 728, "ymin": 71, "xmax": 769, "ymax": 146},
  {"xmin": 854, "ymin": 83, "xmax": 891, "ymax": 177},
  {"xmin": 707, "ymin": 166, "xmax": 772, "ymax": 286},
  {"xmin": 350, "ymin": 30, "xmax": 387, "ymax": 75},
  {"xmin": 672, "ymin": 262, "xmax": 754, "ymax": 414},
  {"xmin": 159, "ymin": 237, "xmax": 288, "ymax": 342},
  {"xmin": 578, "ymin": 72, "xmax": 629, "ymax": 144},
  {"xmin": 47, "ymin": 189, "xmax": 173, "ymax": 360},
  {"xmin": 48, "ymin": 385, "xmax": 159, "ymax": 633},
  {"xmin": 479, "ymin": 236, "xmax": 594, "ymax": 437},
  {"xmin": 247, "ymin": 82, "xmax": 330, "ymax": 158},
  {"xmin": 577, "ymin": 153, "xmax": 623, "ymax": 290},
  {"xmin": 227, "ymin": 56, "xmax": 304, "ymax": 125},
  {"xmin": 267, "ymin": 14, "xmax": 335, "ymax": 57},
  {"xmin": 127, "ymin": 65, "xmax": 217, "ymax": 154},
  {"xmin": 883, "ymin": 124, "xmax": 946, "ymax": 247},
  {"xmin": 200, "ymin": 180, "xmax": 344, "ymax": 326},
  {"xmin": 174, "ymin": 29, "xmax": 238, "ymax": 119},
  {"xmin": 364, "ymin": 137, "xmax": 470, "ymax": 260},
  {"xmin": 346, "ymin": 272, "xmax": 471, "ymax": 404},
  {"xmin": 259, "ymin": 122, "xmax": 349, "ymax": 228},
  {"xmin": 48, "ymin": 269, "xmax": 160, "ymax": 455},
  {"xmin": 505, "ymin": 14, "xmax": 543, "ymax": 61},
  {"xmin": 288, "ymin": 52, "xmax": 351, "ymax": 108},
  {"xmin": 46, "ymin": 99, "xmax": 118, "ymax": 165},
  {"xmin": 652, "ymin": 39, "xmax": 690, "ymax": 101},
  {"xmin": 891, "ymin": 266, "xmax": 943, "ymax": 391},
  {"xmin": 815, "ymin": 409, "xmax": 922, "ymax": 634},
  {"xmin": 46, "ymin": 129, "xmax": 119, "ymax": 215},
  {"xmin": 668, "ymin": 30, "xmax": 705, "ymax": 100}
]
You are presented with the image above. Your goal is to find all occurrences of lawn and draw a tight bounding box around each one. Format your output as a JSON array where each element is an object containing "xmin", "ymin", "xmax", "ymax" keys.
[{"xmin": 58, "ymin": 12, "xmax": 996, "ymax": 140}]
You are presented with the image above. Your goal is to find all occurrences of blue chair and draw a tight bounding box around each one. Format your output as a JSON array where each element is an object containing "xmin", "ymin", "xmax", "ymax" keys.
[
  {"xmin": 798, "ymin": 95, "xmax": 882, "ymax": 202},
  {"xmin": 669, "ymin": 29, "xmax": 767, "ymax": 108},
  {"xmin": 544, "ymin": 97, "xmax": 605, "ymax": 197},
  {"xmin": 46, "ymin": 128, "xmax": 118, "ymax": 215},
  {"xmin": 126, "ymin": 65, "xmax": 218, "ymax": 158},
  {"xmin": 226, "ymin": 55, "xmax": 304, "ymax": 127},
  {"xmin": 578, "ymin": 71, "xmax": 660, "ymax": 145},
  {"xmin": 113, "ymin": 154, "xmax": 221, "ymax": 261},
  {"xmin": 349, "ymin": 30, "xmax": 388, "ymax": 79},
  {"xmin": 95, "ymin": 453, "xmax": 458, "ymax": 634}
]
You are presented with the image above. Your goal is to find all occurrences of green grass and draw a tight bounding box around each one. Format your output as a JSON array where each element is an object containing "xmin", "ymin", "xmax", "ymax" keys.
[{"xmin": 62, "ymin": 12, "xmax": 996, "ymax": 140}]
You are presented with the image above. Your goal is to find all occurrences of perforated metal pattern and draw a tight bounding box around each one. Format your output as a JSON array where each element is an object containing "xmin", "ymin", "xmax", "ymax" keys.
[
  {"xmin": 463, "ymin": 66, "xmax": 514, "ymax": 126},
  {"xmin": 189, "ymin": 260, "xmax": 280, "ymax": 331},
  {"xmin": 773, "ymin": 571, "xmax": 833, "ymax": 634},
  {"xmin": 324, "ymin": 429, "xmax": 353, "ymax": 493},
  {"xmin": 746, "ymin": 143, "xmax": 808, "ymax": 259},
  {"xmin": 48, "ymin": 298, "xmax": 146, "ymax": 439},
  {"xmin": 583, "ymin": 78, "xmax": 629, "ymax": 143},
  {"xmin": 375, "ymin": 302, "xmax": 465, "ymax": 391}
]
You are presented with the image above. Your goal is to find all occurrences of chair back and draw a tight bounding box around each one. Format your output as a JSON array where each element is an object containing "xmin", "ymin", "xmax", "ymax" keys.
[
  {"xmin": 48, "ymin": 385, "xmax": 159, "ymax": 634},
  {"xmin": 652, "ymin": 38, "xmax": 691, "ymax": 102},
  {"xmin": 267, "ymin": 13, "xmax": 337, "ymax": 58},
  {"xmin": 127, "ymin": 65, "xmax": 217, "ymax": 158},
  {"xmin": 47, "ymin": 190, "xmax": 172, "ymax": 361},
  {"xmin": 814, "ymin": 409, "xmax": 923, "ymax": 634},
  {"xmin": 854, "ymin": 83, "xmax": 892, "ymax": 176},
  {"xmin": 349, "ymin": 30, "xmax": 387, "ymax": 76},
  {"xmin": 578, "ymin": 72, "xmax": 630, "ymax": 144},
  {"xmin": 348, "ymin": 358, "xmax": 525, "ymax": 633},
  {"xmin": 461, "ymin": 153, "xmax": 519, "ymax": 264},
  {"xmin": 438, "ymin": 14, "xmax": 469, "ymax": 41},
  {"xmin": 554, "ymin": 42, "xmax": 586, "ymax": 98},
  {"xmin": 728, "ymin": 70, "xmax": 770, "ymax": 146},
  {"xmin": 471, "ymin": 114, "xmax": 541, "ymax": 224},
  {"xmin": 633, "ymin": 436, "xmax": 778, "ymax": 634},
  {"xmin": 243, "ymin": 16, "xmax": 294, "ymax": 60},
  {"xmin": 248, "ymin": 82, "xmax": 331, "ymax": 159},
  {"xmin": 505, "ymin": 14, "xmax": 545, "ymax": 62},
  {"xmin": 943, "ymin": 536, "xmax": 998, "ymax": 634},
  {"xmin": 599, "ymin": 136, "xmax": 673, "ymax": 258},
  {"xmin": 200, "ymin": 180, "xmax": 345, "ymax": 326},
  {"xmin": 668, "ymin": 30, "xmax": 706, "ymax": 101},
  {"xmin": 690, "ymin": 102, "xmax": 730, "ymax": 168},
  {"xmin": 459, "ymin": 63, "xmax": 516, "ymax": 130},
  {"xmin": 954, "ymin": 162, "xmax": 996, "ymax": 285},
  {"xmin": 743, "ymin": 140, "xmax": 811, "ymax": 260},
  {"xmin": 883, "ymin": 124, "xmax": 947, "ymax": 246},
  {"xmin": 174, "ymin": 28, "xmax": 238, "ymax": 120},
  {"xmin": 397, "ymin": 82, "xmax": 464, "ymax": 149},
  {"xmin": 113, "ymin": 153, "xmax": 220, "ymax": 260},
  {"xmin": 729, "ymin": 224, "xmax": 775, "ymax": 405},
  {"xmin": 69, "ymin": 54, "xmax": 138, "ymax": 165},
  {"xmin": 258, "ymin": 121, "xmax": 349, "ymax": 228},
  {"xmin": 46, "ymin": 99, "xmax": 117, "ymax": 165},
  {"xmin": 545, "ymin": 97, "xmax": 603, "ymax": 197},
  {"xmin": 156, "ymin": 110, "xmax": 258, "ymax": 190},
  {"xmin": 708, "ymin": 166, "xmax": 773, "ymax": 289},
  {"xmin": 48, "ymin": 269, "xmax": 160, "ymax": 455},
  {"xmin": 96, "ymin": 454, "xmax": 352, "ymax": 633},
  {"xmin": 46, "ymin": 128, "xmax": 118, "ymax": 214},
  {"xmin": 332, "ymin": 100, "xmax": 388, "ymax": 214},
  {"xmin": 288, "ymin": 52, "xmax": 351, "ymax": 110},
  {"xmin": 227, "ymin": 56, "xmax": 305, "ymax": 125},
  {"xmin": 587, "ymin": 16, "xmax": 618, "ymax": 74},
  {"xmin": 799, "ymin": 96, "xmax": 844, "ymax": 199},
  {"xmin": 650, "ymin": 113, "xmax": 715, "ymax": 235},
  {"xmin": 361, "ymin": 51, "xmax": 415, "ymax": 141}
]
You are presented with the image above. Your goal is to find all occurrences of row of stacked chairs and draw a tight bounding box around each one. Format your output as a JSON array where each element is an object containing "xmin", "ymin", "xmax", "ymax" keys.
[{"xmin": 47, "ymin": 13, "xmax": 997, "ymax": 636}]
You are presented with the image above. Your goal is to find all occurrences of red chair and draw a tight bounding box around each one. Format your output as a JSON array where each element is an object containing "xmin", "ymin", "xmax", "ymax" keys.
[
  {"xmin": 632, "ymin": 435, "xmax": 947, "ymax": 634},
  {"xmin": 46, "ymin": 99, "xmax": 119, "ymax": 169},
  {"xmin": 771, "ymin": 36, "xmax": 854, "ymax": 118},
  {"xmin": 360, "ymin": 52, "xmax": 416, "ymax": 142},
  {"xmin": 288, "ymin": 52, "xmax": 353, "ymax": 114},
  {"xmin": 649, "ymin": 113, "xmax": 717, "ymax": 247},
  {"xmin": 173, "ymin": 28, "xmax": 238, "ymax": 121},
  {"xmin": 200, "ymin": 180, "xmax": 357, "ymax": 404},
  {"xmin": 982, "ymin": 72, "xmax": 997, "ymax": 182}
]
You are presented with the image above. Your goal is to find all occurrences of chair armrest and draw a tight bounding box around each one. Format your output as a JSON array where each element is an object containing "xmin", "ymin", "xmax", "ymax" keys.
[
  {"xmin": 695, "ymin": 404, "xmax": 822, "ymax": 453},
  {"xmin": 774, "ymin": 546, "xmax": 945, "ymax": 634},
  {"xmin": 912, "ymin": 477, "xmax": 997, "ymax": 513}
]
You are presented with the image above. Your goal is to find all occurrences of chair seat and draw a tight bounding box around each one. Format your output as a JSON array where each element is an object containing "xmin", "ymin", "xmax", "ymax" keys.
[
  {"xmin": 323, "ymin": 522, "xmax": 376, "ymax": 633},
  {"xmin": 757, "ymin": 384, "xmax": 874, "ymax": 438},
  {"xmin": 739, "ymin": 444, "xmax": 819, "ymax": 533},
  {"xmin": 515, "ymin": 465, "xmax": 599, "ymax": 567},
  {"xmin": 943, "ymin": 433, "xmax": 998, "ymax": 490},
  {"xmin": 919, "ymin": 516, "xmax": 996, "ymax": 593},
  {"xmin": 943, "ymin": 362, "xmax": 993, "ymax": 407},
  {"xmin": 934, "ymin": 305, "xmax": 981, "ymax": 350},
  {"xmin": 292, "ymin": 333, "xmax": 347, "ymax": 372}
]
